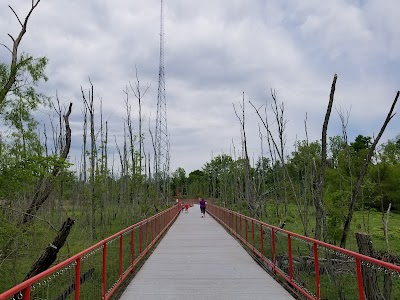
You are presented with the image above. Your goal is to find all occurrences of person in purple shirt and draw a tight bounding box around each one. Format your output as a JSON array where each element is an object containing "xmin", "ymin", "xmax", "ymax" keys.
[{"xmin": 199, "ymin": 197, "xmax": 207, "ymax": 218}]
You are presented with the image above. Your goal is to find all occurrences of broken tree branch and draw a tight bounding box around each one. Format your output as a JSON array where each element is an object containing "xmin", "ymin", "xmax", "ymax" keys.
[{"xmin": 340, "ymin": 91, "xmax": 399, "ymax": 248}]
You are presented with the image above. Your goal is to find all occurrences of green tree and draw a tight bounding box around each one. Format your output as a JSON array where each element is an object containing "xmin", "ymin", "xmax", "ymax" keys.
[
  {"xmin": 202, "ymin": 154, "xmax": 235, "ymax": 199},
  {"xmin": 379, "ymin": 136, "xmax": 400, "ymax": 165},
  {"xmin": 171, "ymin": 167, "xmax": 187, "ymax": 197},
  {"xmin": 350, "ymin": 134, "xmax": 371, "ymax": 153},
  {"xmin": 187, "ymin": 170, "xmax": 207, "ymax": 198}
]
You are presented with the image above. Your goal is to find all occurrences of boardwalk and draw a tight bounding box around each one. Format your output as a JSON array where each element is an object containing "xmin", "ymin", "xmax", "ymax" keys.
[{"xmin": 120, "ymin": 205, "xmax": 294, "ymax": 300}]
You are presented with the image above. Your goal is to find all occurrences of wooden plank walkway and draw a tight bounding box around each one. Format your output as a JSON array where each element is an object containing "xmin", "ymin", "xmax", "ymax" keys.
[{"xmin": 120, "ymin": 205, "xmax": 295, "ymax": 300}]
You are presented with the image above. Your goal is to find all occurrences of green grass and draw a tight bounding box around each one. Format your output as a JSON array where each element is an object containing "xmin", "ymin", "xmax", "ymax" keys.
[
  {"xmin": 258, "ymin": 203, "xmax": 400, "ymax": 254},
  {"xmin": 0, "ymin": 204, "xmax": 166, "ymax": 295}
]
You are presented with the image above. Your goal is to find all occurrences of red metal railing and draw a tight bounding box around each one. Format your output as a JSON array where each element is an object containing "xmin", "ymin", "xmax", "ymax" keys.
[
  {"xmin": 208, "ymin": 204, "xmax": 400, "ymax": 300},
  {"xmin": 0, "ymin": 205, "xmax": 180, "ymax": 300}
]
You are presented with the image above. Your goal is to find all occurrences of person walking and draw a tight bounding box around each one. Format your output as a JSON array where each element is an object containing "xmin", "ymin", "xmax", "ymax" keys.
[{"xmin": 199, "ymin": 198, "xmax": 206, "ymax": 218}]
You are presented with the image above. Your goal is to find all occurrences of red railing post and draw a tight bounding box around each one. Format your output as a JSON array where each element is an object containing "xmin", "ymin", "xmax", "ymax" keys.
[
  {"xmin": 139, "ymin": 224, "xmax": 143, "ymax": 254},
  {"xmin": 272, "ymin": 229, "xmax": 276, "ymax": 274},
  {"xmin": 145, "ymin": 221, "xmax": 148, "ymax": 248},
  {"xmin": 252, "ymin": 220, "xmax": 255, "ymax": 249},
  {"xmin": 75, "ymin": 257, "xmax": 81, "ymax": 300},
  {"xmin": 288, "ymin": 234, "xmax": 293, "ymax": 282},
  {"xmin": 153, "ymin": 217, "xmax": 156, "ymax": 240},
  {"xmin": 151, "ymin": 218, "xmax": 154, "ymax": 242},
  {"xmin": 260, "ymin": 223, "xmax": 264, "ymax": 257},
  {"xmin": 313, "ymin": 243, "xmax": 321, "ymax": 300},
  {"xmin": 236, "ymin": 214, "xmax": 238, "ymax": 233},
  {"xmin": 245, "ymin": 219, "xmax": 248, "ymax": 243},
  {"xmin": 223, "ymin": 209, "xmax": 226, "ymax": 225},
  {"xmin": 356, "ymin": 257, "xmax": 365, "ymax": 300},
  {"xmin": 119, "ymin": 235, "xmax": 123, "ymax": 278},
  {"xmin": 157, "ymin": 215, "xmax": 159, "ymax": 236},
  {"xmin": 240, "ymin": 216, "xmax": 242, "ymax": 239},
  {"xmin": 163, "ymin": 213, "xmax": 166, "ymax": 229},
  {"xmin": 22, "ymin": 285, "xmax": 31, "ymax": 300},
  {"xmin": 131, "ymin": 228, "xmax": 135, "ymax": 268},
  {"xmin": 102, "ymin": 243, "xmax": 107, "ymax": 299}
]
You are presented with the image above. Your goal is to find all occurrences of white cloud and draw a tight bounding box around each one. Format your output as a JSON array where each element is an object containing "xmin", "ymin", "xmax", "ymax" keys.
[{"xmin": 1, "ymin": 0, "xmax": 399, "ymax": 174}]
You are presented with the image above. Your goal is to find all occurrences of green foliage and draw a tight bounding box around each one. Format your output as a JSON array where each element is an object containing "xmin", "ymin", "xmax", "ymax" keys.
[
  {"xmin": 289, "ymin": 140, "xmax": 321, "ymax": 180},
  {"xmin": 350, "ymin": 134, "xmax": 371, "ymax": 153},
  {"xmin": 379, "ymin": 135, "xmax": 400, "ymax": 165},
  {"xmin": 367, "ymin": 163, "xmax": 400, "ymax": 210},
  {"xmin": 1, "ymin": 53, "xmax": 49, "ymax": 113},
  {"xmin": 171, "ymin": 167, "xmax": 187, "ymax": 196},
  {"xmin": 187, "ymin": 169, "xmax": 206, "ymax": 197},
  {"xmin": 329, "ymin": 135, "xmax": 346, "ymax": 167},
  {"xmin": 0, "ymin": 51, "xmax": 53, "ymax": 200},
  {"xmin": 325, "ymin": 190, "xmax": 349, "ymax": 244}
]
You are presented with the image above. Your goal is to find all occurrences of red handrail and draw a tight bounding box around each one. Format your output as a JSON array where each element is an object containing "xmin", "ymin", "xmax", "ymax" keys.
[
  {"xmin": 207, "ymin": 204, "xmax": 400, "ymax": 300},
  {"xmin": 0, "ymin": 204, "xmax": 180, "ymax": 300}
]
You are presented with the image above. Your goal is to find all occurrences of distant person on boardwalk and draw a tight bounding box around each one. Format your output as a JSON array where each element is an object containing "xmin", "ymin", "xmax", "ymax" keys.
[
  {"xmin": 185, "ymin": 202, "xmax": 189, "ymax": 213},
  {"xmin": 199, "ymin": 198, "xmax": 206, "ymax": 218}
]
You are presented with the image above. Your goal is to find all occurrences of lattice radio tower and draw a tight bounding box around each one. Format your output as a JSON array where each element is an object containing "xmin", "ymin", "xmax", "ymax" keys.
[{"xmin": 155, "ymin": 0, "xmax": 170, "ymax": 197}]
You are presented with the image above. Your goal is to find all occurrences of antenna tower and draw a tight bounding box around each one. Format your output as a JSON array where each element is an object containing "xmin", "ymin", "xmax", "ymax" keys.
[{"xmin": 155, "ymin": 0, "xmax": 169, "ymax": 199}]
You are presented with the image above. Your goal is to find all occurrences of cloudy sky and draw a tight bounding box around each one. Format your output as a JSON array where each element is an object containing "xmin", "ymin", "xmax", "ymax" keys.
[{"xmin": 1, "ymin": 0, "xmax": 399, "ymax": 174}]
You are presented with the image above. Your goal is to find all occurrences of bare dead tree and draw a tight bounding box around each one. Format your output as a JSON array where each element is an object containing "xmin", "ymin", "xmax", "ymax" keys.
[
  {"xmin": 102, "ymin": 120, "xmax": 108, "ymax": 232},
  {"xmin": 81, "ymin": 104, "xmax": 88, "ymax": 183},
  {"xmin": 264, "ymin": 111, "xmax": 281, "ymax": 219},
  {"xmin": 130, "ymin": 66, "xmax": 150, "ymax": 175},
  {"xmin": 340, "ymin": 91, "xmax": 399, "ymax": 248},
  {"xmin": 315, "ymin": 74, "xmax": 337, "ymax": 241},
  {"xmin": 22, "ymin": 102, "xmax": 72, "ymax": 224},
  {"xmin": 382, "ymin": 203, "xmax": 391, "ymax": 252},
  {"xmin": 336, "ymin": 106, "xmax": 354, "ymax": 205},
  {"xmin": 233, "ymin": 92, "xmax": 256, "ymax": 217},
  {"xmin": 23, "ymin": 218, "xmax": 74, "ymax": 281},
  {"xmin": 271, "ymin": 90, "xmax": 289, "ymax": 219},
  {"xmin": 51, "ymin": 94, "xmax": 66, "ymax": 224},
  {"xmin": 250, "ymin": 99, "xmax": 308, "ymax": 235},
  {"xmin": 81, "ymin": 81, "xmax": 96, "ymax": 240},
  {"xmin": 0, "ymin": 0, "xmax": 42, "ymax": 104},
  {"xmin": 301, "ymin": 113, "xmax": 312, "ymax": 237},
  {"xmin": 123, "ymin": 87, "xmax": 137, "ymax": 209}
]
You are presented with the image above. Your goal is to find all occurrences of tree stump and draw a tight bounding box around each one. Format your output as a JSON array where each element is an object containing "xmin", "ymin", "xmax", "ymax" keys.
[{"xmin": 355, "ymin": 232, "xmax": 385, "ymax": 300}]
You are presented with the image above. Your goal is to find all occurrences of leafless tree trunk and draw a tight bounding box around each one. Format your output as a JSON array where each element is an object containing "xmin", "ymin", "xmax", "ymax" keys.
[
  {"xmin": 82, "ymin": 82, "xmax": 96, "ymax": 240},
  {"xmin": 250, "ymin": 99, "xmax": 308, "ymax": 234},
  {"xmin": 52, "ymin": 94, "xmax": 65, "ymax": 225},
  {"xmin": 22, "ymin": 103, "xmax": 72, "ymax": 224},
  {"xmin": 103, "ymin": 121, "xmax": 108, "ymax": 231},
  {"xmin": 340, "ymin": 91, "xmax": 399, "ymax": 248},
  {"xmin": 315, "ymin": 74, "xmax": 337, "ymax": 241},
  {"xmin": 233, "ymin": 93, "xmax": 256, "ymax": 217},
  {"xmin": 0, "ymin": 0, "xmax": 42, "ymax": 104},
  {"xmin": 265, "ymin": 118, "xmax": 280, "ymax": 219},
  {"xmin": 356, "ymin": 233, "xmax": 385, "ymax": 300},
  {"xmin": 23, "ymin": 218, "xmax": 74, "ymax": 281},
  {"xmin": 301, "ymin": 113, "xmax": 312, "ymax": 237},
  {"xmin": 123, "ymin": 88, "xmax": 136, "ymax": 211},
  {"xmin": 130, "ymin": 66, "xmax": 150, "ymax": 177},
  {"xmin": 382, "ymin": 203, "xmax": 391, "ymax": 251},
  {"xmin": 271, "ymin": 90, "xmax": 288, "ymax": 219}
]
